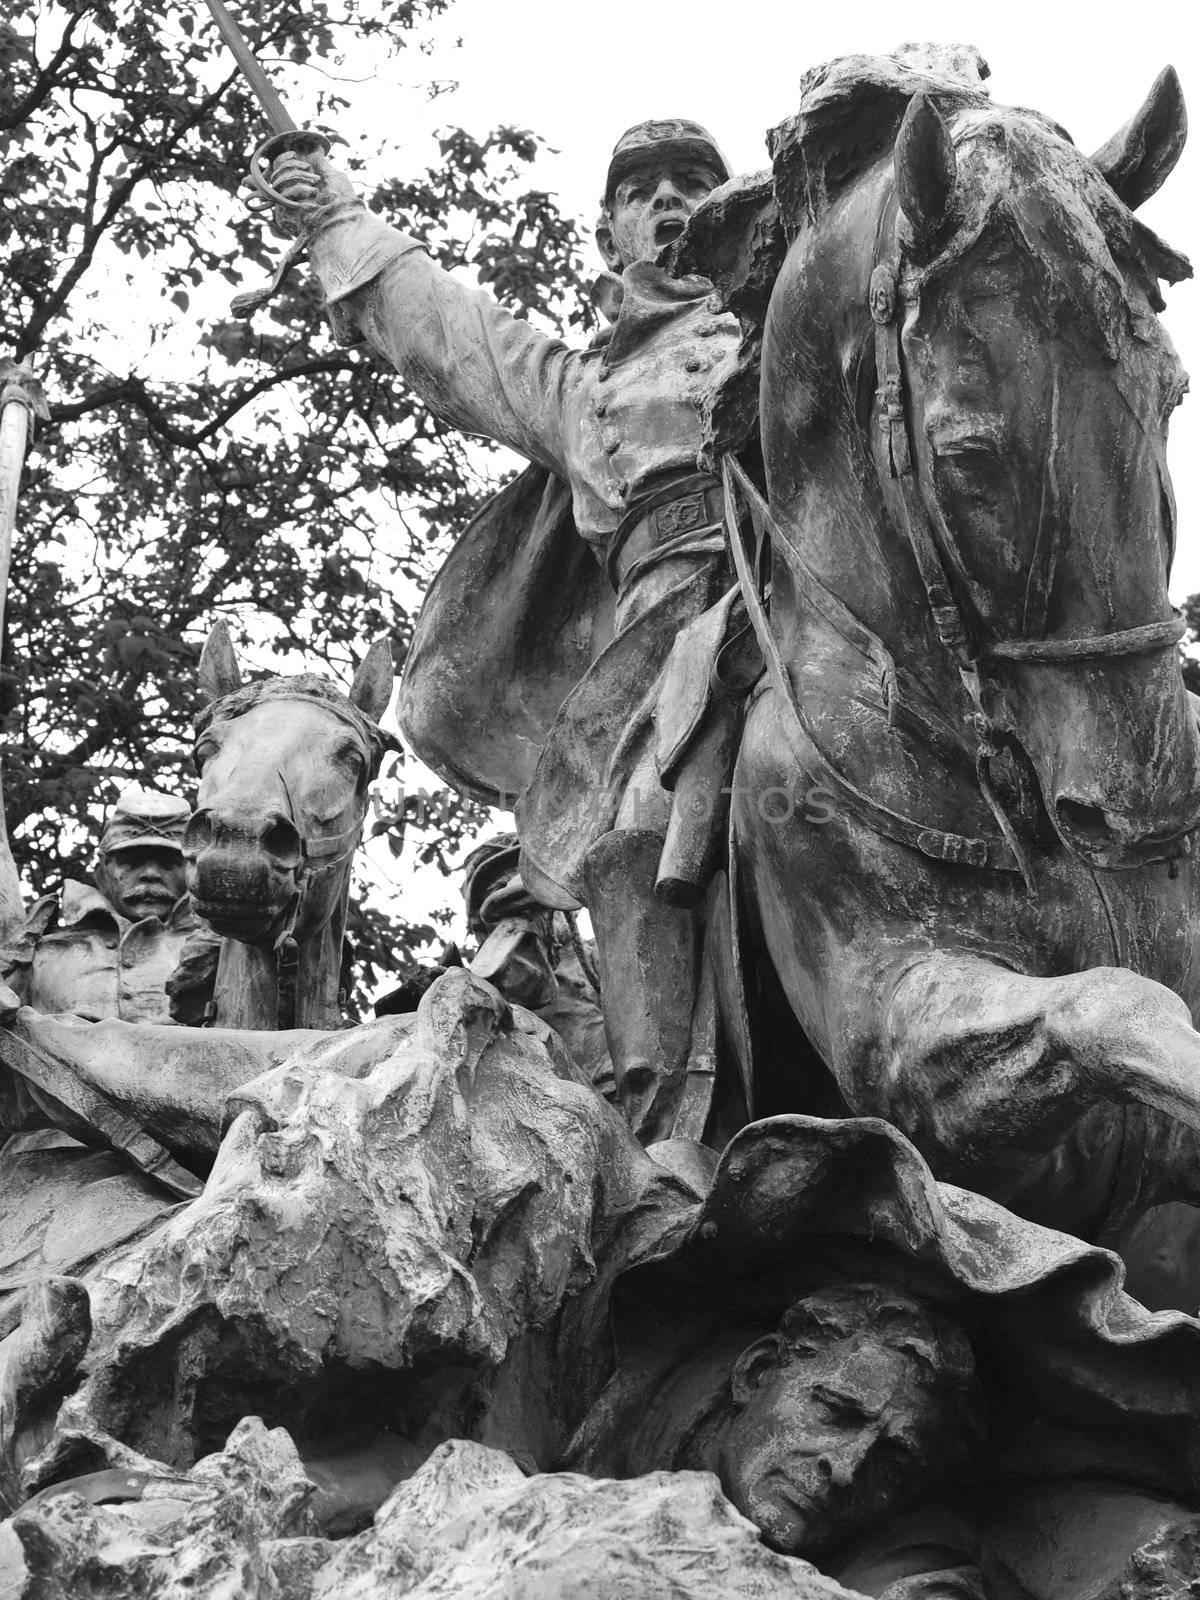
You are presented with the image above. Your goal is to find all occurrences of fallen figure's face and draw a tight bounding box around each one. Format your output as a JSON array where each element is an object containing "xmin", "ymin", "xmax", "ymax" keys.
[{"xmin": 716, "ymin": 1285, "xmax": 980, "ymax": 1557}]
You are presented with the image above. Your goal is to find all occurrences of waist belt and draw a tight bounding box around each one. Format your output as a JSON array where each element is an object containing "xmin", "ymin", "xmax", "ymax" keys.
[{"xmin": 607, "ymin": 476, "xmax": 725, "ymax": 590}]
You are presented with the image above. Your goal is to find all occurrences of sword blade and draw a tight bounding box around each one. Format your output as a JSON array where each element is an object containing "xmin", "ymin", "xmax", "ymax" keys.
[{"xmin": 201, "ymin": 0, "xmax": 298, "ymax": 136}]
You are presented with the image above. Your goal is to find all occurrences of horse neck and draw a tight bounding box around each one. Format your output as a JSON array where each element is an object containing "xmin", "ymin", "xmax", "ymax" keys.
[
  {"xmin": 772, "ymin": 435, "xmax": 968, "ymax": 721},
  {"xmin": 763, "ymin": 193, "xmax": 966, "ymax": 715},
  {"xmin": 211, "ymin": 870, "xmax": 351, "ymax": 1031}
]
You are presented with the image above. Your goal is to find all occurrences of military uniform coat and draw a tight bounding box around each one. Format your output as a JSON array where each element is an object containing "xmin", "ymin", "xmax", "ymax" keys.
[
  {"xmin": 310, "ymin": 212, "xmax": 741, "ymax": 904},
  {"xmin": 12, "ymin": 881, "xmax": 196, "ymax": 1024}
]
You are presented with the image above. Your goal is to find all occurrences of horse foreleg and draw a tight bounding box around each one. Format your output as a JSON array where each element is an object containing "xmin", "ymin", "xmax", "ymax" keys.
[{"xmin": 851, "ymin": 953, "xmax": 1200, "ymax": 1224}]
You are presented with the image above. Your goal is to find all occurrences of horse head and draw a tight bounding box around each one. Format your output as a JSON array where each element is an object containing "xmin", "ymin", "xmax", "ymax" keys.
[
  {"xmin": 697, "ymin": 48, "xmax": 1198, "ymax": 872},
  {"xmin": 184, "ymin": 624, "xmax": 393, "ymax": 951}
]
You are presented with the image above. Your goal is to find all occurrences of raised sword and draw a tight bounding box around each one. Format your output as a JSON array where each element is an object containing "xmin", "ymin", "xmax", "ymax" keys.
[{"xmin": 199, "ymin": 0, "xmax": 333, "ymax": 315}]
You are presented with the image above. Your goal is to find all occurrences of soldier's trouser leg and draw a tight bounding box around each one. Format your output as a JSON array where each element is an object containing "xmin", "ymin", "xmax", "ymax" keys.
[{"xmin": 581, "ymin": 827, "xmax": 698, "ymax": 1145}]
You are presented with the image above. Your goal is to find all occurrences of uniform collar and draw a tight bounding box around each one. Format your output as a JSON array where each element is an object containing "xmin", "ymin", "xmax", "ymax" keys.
[
  {"xmin": 58, "ymin": 880, "xmax": 192, "ymax": 933},
  {"xmin": 589, "ymin": 260, "xmax": 717, "ymax": 365},
  {"xmin": 59, "ymin": 880, "xmax": 123, "ymax": 930}
]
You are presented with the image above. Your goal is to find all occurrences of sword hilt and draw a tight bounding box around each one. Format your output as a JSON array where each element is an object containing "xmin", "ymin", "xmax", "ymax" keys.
[{"xmin": 247, "ymin": 128, "xmax": 332, "ymax": 208}]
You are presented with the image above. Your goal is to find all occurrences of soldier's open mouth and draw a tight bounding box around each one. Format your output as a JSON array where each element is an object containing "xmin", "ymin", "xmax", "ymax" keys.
[{"xmin": 655, "ymin": 217, "xmax": 686, "ymax": 246}]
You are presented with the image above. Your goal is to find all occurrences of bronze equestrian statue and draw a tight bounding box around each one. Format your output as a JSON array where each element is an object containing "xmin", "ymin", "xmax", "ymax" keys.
[
  {"xmin": 262, "ymin": 46, "xmax": 1200, "ymax": 1304},
  {"xmin": 675, "ymin": 48, "xmax": 1200, "ymax": 1305},
  {"xmin": 180, "ymin": 622, "xmax": 393, "ymax": 1030},
  {"xmin": 262, "ymin": 119, "xmax": 744, "ymax": 1145}
]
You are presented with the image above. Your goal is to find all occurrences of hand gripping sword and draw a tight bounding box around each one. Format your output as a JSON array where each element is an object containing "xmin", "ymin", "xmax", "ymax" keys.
[{"xmin": 200, "ymin": 0, "xmax": 334, "ymax": 316}]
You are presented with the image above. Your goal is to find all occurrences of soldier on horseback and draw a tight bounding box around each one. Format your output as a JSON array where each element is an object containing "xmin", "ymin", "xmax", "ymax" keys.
[{"xmin": 265, "ymin": 120, "xmax": 746, "ymax": 1143}]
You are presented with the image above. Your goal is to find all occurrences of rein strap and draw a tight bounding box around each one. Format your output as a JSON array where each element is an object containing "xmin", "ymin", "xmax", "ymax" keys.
[
  {"xmin": 982, "ymin": 614, "xmax": 1186, "ymax": 663},
  {"xmin": 721, "ymin": 458, "xmax": 1020, "ymax": 875}
]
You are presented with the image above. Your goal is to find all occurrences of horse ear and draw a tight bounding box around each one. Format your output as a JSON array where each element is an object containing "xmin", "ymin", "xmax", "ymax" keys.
[
  {"xmin": 1091, "ymin": 65, "xmax": 1187, "ymax": 210},
  {"xmin": 348, "ymin": 636, "xmax": 394, "ymax": 723},
  {"xmin": 895, "ymin": 93, "xmax": 957, "ymax": 250},
  {"xmin": 198, "ymin": 621, "xmax": 241, "ymax": 704}
]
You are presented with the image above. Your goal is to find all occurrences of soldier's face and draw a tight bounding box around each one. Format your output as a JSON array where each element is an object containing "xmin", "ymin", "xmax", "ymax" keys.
[
  {"xmin": 103, "ymin": 846, "xmax": 186, "ymax": 920},
  {"xmin": 606, "ymin": 161, "xmax": 721, "ymax": 267},
  {"xmin": 718, "ymin": 1333, "xmax": 938, "ymax": 1557}
]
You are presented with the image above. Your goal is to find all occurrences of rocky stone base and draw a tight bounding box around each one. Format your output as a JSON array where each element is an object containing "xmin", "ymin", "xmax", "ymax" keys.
[{"xmin": 0, "ymin": 1422, "xmax": 860, "ymax": 1599}]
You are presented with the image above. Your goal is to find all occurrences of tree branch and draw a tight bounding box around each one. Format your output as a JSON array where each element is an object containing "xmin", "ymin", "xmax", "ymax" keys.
[
  {"xmin": 0, "ymin": 6, "xmax": 90, "ymax": 131},
  {"xmin": 48, "ymin": 355, "xmax": 354, "ymax": 447}
]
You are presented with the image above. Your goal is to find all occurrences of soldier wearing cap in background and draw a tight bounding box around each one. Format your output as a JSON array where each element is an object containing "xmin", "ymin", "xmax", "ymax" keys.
[
  {"xmin": 264, "ymin": 118, "xmax": 746, "ymax": 1146},
  {"xmin": 460, "ymin": 834, "xmax": 613, "ymax": 1102},
  {"xmin": 6, "ymin": 786, "xmax": 196, "ymax": 1024}
]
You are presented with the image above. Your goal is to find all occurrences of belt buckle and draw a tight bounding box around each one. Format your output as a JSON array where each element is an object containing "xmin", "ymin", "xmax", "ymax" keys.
[{"xmin": 656, "ymin": 493, "xmax": 706, "ymax": 540}]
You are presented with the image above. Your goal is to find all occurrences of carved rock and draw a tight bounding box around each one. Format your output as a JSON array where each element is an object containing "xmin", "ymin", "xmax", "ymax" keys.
[
  {"xmin": 0, "ymin": 1416, "xmax": 318, "ymax": 1598},
  {"xmin": 57, "ymin": 970, "xmax": 676, "ymax": 1468},
  {"xmin": 0, "ymin": 1432, "xmax": 864, "ymax": 1599}
]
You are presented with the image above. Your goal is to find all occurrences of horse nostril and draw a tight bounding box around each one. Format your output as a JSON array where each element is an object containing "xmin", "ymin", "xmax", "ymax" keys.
[
  {"xmin": 182, "ymin": 811, "xmax": 212, "ymax": 859},
  {"xmin": 1055, "ymin": 797, "xmax": 1115, "ymax": 846},
  {"xmin": 261, "ymin": 815, "xmax": 303, "ymax": 870}
]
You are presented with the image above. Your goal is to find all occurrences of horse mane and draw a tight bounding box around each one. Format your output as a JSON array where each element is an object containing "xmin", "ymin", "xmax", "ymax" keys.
[
  {"xmin": 671, "ymin": 42, "xmax": 1191, "ymax": 457},
  {"xmin": 769, "ymin": 44, "xmax": 992, "ymax": 238},
  {"xmin": 671, "ymin": 43, "xmax": 993, "ymax": 315},
  {"xmin": 195, "ymin": 673, "xmax": 391, "ymax": 777}
]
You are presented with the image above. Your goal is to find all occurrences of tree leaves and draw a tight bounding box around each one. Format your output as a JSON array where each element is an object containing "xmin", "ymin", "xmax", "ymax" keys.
[{"xmin": 0, "ymin": 0, "xmax": 591, "ymax": 998}]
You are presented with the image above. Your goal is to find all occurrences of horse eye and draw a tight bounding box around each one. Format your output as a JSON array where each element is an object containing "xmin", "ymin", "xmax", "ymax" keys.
[{"xmin": 335, "ymin": 740, "xmax": 366, "ymax": 778}]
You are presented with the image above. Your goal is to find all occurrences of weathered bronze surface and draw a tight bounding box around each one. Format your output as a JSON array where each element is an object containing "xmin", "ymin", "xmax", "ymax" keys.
[
  {"xmin": 671, "ymin": 46, "xmax": 1200, "ymax": 1310},
  {"xmin": 265, "ymin": 121, "xmax": 746, "ymax": 1141},
  {"xmin": 4, "ymin": 972, "xmax": 1200, "ymax": 1594},
  {"xmin": 183, "ymin": 622, "xmax": 393, "ymax": 1030},
  {"xmin": 4, "ymin": 786, "xmax": 194, "ymax": 1028},
  {"xmin": 2, "ymin": 39, "xmax": 1200, "ymax": 1600}
]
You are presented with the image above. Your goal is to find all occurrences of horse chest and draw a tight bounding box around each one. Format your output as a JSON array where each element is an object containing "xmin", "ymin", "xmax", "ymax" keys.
[{"xmin": 1027, "ymin": 852, "xmax": 1198, "ymax": 1001}]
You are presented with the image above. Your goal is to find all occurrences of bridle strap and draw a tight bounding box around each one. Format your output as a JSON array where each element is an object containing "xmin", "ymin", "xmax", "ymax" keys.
[
  {"xmin": 722, "ymin": 457, "xmax": 1020, "ymax": 874},
  {"xmin": 268, "ymin": 768, "xmax": 363, "ymax": 1029},
  {"xmin": 873, "ymin": 277, "xmax": 973, "ymax": 671},
  {"xmin": 297, "ymin": 820, "xmax": 364, "ymax": 871},
  {"xmin": 722, "ymin": 202, "xmax": 1188, "ymax": 885},
  {"xmin": 870, "ymin": 255, "xmax": 1184, "ymax": 677},
  {"xmin": 981, "ymin": 614, "xmax": 1186, "ymax": 663}
]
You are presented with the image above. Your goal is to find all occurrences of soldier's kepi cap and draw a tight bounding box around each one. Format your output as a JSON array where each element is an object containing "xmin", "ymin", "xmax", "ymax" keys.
[
  {"xmin": 461, "ymin": 833, "xmax": 544, "ymax": 930},
  {"xmin": 99, "ymin": 786, "xmax": 191, "ymax": 857},
  {"xmin": 603, "ymin": 119, "xmax": 731, "ymax": 204}
]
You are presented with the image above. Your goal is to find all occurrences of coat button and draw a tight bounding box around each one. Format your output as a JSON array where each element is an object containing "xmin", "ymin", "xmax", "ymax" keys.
[
  {"xmin": 605, "ymin": 439, "xmax": 620, "ymax": 455},
  {"xmin": 684, "ymin": 356, "xmax": 704, "ymax": 373}
]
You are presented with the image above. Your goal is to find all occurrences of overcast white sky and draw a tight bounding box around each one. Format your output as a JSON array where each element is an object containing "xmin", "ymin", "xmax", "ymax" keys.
[{"xmin": 337, "ymin": 0, "xmax": 1199, "ymax": 592}]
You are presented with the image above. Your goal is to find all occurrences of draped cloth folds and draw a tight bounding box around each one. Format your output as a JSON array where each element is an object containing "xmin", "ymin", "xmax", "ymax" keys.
[
  {"xmin": 397, "ymin": 467, "xmax": 614, "ymax": 811},
  {"xmin": 397, "ymin": 465, "xmax": 731, "ymax": 910},
  {"xmin": 570, "ymin": 1114, "xmax": 1200, "ymax": 1500}
]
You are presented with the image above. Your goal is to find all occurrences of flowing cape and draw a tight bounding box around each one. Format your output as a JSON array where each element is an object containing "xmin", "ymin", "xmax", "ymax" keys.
[
  {"xmin": 572, "ymin": 1115, "xmax": 1200, "ymax": 1499},
  {"xmin": 396, "ymin": 468, "xmax": 615, "ymax": 808}
]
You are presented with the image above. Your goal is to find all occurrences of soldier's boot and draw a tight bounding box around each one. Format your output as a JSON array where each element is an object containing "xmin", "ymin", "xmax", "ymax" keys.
[{"xmin": 582, "ymin": 828, "xmax": 698, "ymax": 1145}]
